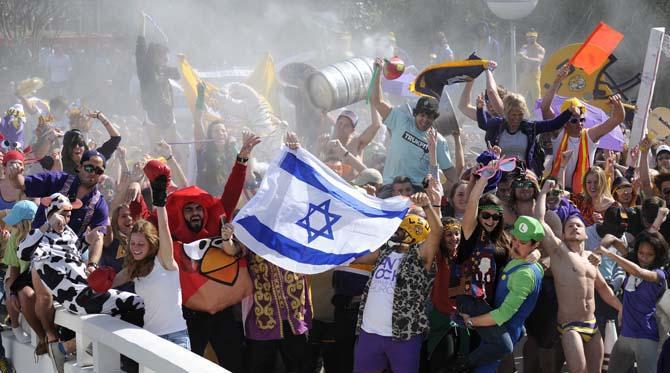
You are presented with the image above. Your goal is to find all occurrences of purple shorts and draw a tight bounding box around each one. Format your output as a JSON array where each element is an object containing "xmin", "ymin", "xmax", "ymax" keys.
[{"xmin": 353, "ymin": 330, "xmax": 422, "ymax": 373}]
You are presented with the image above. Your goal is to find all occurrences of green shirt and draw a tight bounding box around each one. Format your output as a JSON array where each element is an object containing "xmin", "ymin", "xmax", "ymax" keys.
[
  {"xmin": 490, "ymin": 259, "xmax": 543, "ymax": 326},
  {"xmin": 2, "ymin": 234, "xmax": 30, "ymax": 274}
]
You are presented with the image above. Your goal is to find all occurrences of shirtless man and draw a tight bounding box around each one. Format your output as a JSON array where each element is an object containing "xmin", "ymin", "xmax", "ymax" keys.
[{"xmin": 535, "ymin": 179, "xmax": 622, "ymax": 373}]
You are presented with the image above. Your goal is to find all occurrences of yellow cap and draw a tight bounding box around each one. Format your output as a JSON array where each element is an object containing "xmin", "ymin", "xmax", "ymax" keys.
[{"xmin": 560, "ymin": 97, "xmax": 586, "ymax": 113}]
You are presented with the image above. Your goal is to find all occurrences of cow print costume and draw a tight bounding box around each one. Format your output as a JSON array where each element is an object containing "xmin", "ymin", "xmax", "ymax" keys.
[{"xmin": 19, "ymin": 215, "xmax": 144, "ymax": 319}]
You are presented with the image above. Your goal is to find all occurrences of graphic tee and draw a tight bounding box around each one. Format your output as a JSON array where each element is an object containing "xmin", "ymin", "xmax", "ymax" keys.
[{"xmin": 361, "ymin": 251, "xmax": 405, "ymax": 336}]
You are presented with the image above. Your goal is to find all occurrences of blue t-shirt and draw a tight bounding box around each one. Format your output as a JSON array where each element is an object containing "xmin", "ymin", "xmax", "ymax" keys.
[
  {"xmin": 382, "ymin": 108, "xmax": 454, "ymax": 185},
  {"xmin": 24, "ymin": 171, "xmax": 109, "ymax": 236},
  {"xmin": 621, "ymin": 269, "xmax": 666, "ymax": 341}
]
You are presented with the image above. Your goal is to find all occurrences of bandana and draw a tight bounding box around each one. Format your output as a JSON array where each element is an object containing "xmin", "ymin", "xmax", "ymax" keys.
[{"xmin": 478, "ymin": 204, "xmax": 503, "ymax": 212}]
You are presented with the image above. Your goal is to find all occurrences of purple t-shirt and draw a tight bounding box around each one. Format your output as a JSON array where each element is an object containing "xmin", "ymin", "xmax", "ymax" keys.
[{"xmin": 621, "ymin": 269, "xmax": 666, "ymax": 341}]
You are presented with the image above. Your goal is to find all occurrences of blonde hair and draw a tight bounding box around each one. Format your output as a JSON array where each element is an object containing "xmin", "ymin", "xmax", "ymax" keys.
[
  {"xmin": 503, "ymin": 93, "xmax": 529, "ymax": 121},
  {"xmin": 582, "ymin": 166, "xmax": 612, "ymax": 201},
  {"xmin": 124, "ymin": 219, "xmax": 159, "ymax": 279},
  {"xmin": 111, "ymin": 204, "xmax": 131, "ymax": 254},
  {"xmin": 12, "ymin": 220, "xmax": 32, "ymax": 243}
]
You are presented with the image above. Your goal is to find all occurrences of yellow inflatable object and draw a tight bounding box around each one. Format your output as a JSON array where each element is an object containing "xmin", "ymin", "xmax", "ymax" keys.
[{"xmin": 541, "ymin": 43, "xmax": 637, "ymax": 114}]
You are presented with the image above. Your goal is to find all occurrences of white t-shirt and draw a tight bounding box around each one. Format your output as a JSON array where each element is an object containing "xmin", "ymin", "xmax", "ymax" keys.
[
  {"xmin": 134, "ymin": 257, "xmax": 187, "ymax": 336},
  {"xmin": 361, "ymin": 251, "xmax": 405, "ymax": 336},
  {"xmin": 551, "ymin": 129, "xmax": 598, "ymax": 185}
]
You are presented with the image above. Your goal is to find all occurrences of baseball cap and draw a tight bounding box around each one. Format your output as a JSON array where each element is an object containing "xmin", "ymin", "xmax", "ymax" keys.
[
  {"xmin": 338, "ymin": 110, "xmax": 359, "ymax": 127},
  {"xmin": 3, "ymin": 200, "xmax": 37, "ymax": 226},
  {"xmin": 656, "ymin": 144, "xmax": 670, "ymax": 157},
  {"xmin": 511, "ymin": 216, "xmax": 545, "ymax": 242},
  {"xmin": 2, "ymin": 150, "xmax": 24, "ymax": 166},
  {"xmin": 351, "ymin": 168, "xmax": 383, "ymax": 186},
  {"xmin": 80, "ymin": 149, "xmax": 107, "ymax": 166},
  {"xmin": 413, "ymin": 96, "xmax": 440, "ymax": 118},
  {"xmin": 560, "ymin": 97, "xmax": 586, "ymax": 114}
]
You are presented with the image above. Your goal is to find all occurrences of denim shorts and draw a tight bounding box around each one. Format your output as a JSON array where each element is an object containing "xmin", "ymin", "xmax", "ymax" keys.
[{"xmin": 160, "ymin": 329, "xmax": 191, "ymax": 350}]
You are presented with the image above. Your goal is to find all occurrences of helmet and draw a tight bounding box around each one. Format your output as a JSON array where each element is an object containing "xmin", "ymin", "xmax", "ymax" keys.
[{"xmin": 398, "ymin": 214, "xmax": 431, "ymax": 244}]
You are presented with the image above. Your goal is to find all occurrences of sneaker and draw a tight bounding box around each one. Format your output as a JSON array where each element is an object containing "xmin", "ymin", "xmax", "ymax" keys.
[
  {"xmin": 11, "ymin": 327, "xmax": 30, "ymax": 344},
  {"xmin": 47, "ymin": 342, "xmax": 65, "ymax": 373}
]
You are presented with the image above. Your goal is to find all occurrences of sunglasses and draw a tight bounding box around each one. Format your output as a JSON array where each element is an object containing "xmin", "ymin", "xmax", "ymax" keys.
[
  {"xmin": 476, "ymin": 157, "xmax": 517, "ymax": 179},
  {"xmin": 82, "ymin": 164, "xmax": 105, "ymax": 175},
  {"xmin": 72, "ymin": 141, "xmax": 86, "ymax": 148},
  {"xmin": 569, "ymin": 117, "xmax": 586, "ymax": 124},
  {"xmin": 479, "ymin": 212, "xmax": 502, "ymax": 221},
  {"xmin": 513, "ymin": 180, "xmax": 535, "ymax": 189}
]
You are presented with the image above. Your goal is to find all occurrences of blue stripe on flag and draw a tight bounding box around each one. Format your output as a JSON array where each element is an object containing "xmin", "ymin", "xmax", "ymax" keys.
[
  {"xmin": 237, "ymin": 216, "xmax": 370, "ymax": 265},
  {"xmin": 280, "ymin": 152, "xmax": 407, "ymax": 219}
]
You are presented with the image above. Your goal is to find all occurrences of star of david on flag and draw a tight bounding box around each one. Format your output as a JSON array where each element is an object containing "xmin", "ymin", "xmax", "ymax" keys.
[{"xmin": 232, "ymin": 147, "xmax": 411, "ymax": 274}]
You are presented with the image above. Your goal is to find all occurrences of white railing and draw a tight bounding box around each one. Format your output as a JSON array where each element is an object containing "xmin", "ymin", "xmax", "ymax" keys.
[{"xmin": 3, "ymin": 307, "xmax": 228, "ymax": 373}]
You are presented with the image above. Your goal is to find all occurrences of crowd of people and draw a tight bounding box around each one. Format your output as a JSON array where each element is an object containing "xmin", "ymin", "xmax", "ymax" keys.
[{"xmin": 0, "ymin": 15, "xmax": 667, "ymax": 373}]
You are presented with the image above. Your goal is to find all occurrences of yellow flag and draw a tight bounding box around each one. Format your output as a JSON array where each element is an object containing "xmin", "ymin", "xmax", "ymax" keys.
[
  {"xmin": 178, "ymin": 56, "xmax": 220, "ymax": 121},
  {"xmin": 245, "ymin": 53, "xmax": 280, "ymax": 115}
]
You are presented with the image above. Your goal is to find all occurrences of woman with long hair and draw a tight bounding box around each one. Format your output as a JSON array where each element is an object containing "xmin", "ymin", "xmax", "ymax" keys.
[
  {"xmin": 572, "ymin": 166, "xmax": 615, "ymax": 226},
  {"xmin": 451, "ymin": 169, "xmax": 512, "ymax": 370},
  {"xmin": 112, "ymin": 170, "xmax": 189, "ymax": 349},
  {"xmin": 100, "ymin": 203, "xmax": 134, "ymax": 274},
  {"xmin": 444, "ymin": 181, "xmax": 468, "ymax": 220},
  {"xmin": 2, "ymin": 201, "xmax": 44, "ymax": 345},
  {"xmin": 60, "ymin": 111, "xmax": 120, "ymax": 174},
  {"xmin": 595, "ymin": 231, "xmax": 669, "ymax": 373}
]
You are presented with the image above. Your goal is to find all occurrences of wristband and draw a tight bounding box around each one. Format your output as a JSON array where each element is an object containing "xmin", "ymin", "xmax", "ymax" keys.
[
  {"xmin": 87, "ymin": 262, "xmax": 99, "ymax": 269},
  {"xmin": 236, "ymin": 155, "xmax": 249, "ymax": 163},
  {"xmin": 432, "ymin": 204, "xmax": 441, "ymax": 208}
]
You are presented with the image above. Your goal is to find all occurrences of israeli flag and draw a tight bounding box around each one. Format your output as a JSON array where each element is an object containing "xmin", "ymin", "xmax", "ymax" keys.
[{"xmin": 232, "ymin": 147, "xmax": 411, "ymax": 274}]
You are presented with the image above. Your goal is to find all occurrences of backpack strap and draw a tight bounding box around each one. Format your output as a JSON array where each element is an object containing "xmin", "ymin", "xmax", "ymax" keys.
[{"xmin": 77, "ymin": 190, "xmax": 101, "ymax": 237}]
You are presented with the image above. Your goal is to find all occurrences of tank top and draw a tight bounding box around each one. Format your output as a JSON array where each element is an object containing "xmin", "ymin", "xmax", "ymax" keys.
[
  {"xmin": 0, "ymin": 190, "xmax": 17, "ymax": 210},
  {"xmin": 134, "ymin": 257, "xmax": 187, "ymax": 336}
]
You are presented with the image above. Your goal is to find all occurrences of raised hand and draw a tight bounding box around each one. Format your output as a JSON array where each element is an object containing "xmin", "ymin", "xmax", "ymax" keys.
[
  {"xmin": 221, "ymin": 223, "xmax": 234, "ymax": 241},
  {"xmin": 555, "ymin": 64, "xmax": 571, "ymax": 83},
  {"xmin": 239, "ymin": 131, "xmax": 261, "ymax": 158},
  {"xmin": 410, "ymin": 192, "xmax": 431, "ymax": 208},
  {"xmin": 285, "ymin": 132, "xmax": 300, "ymax": 150},
  {"xmin": 561, "ymin": 149, "xmax": 574, "ymax": 164},
  {"xmin": 541, "ymin": 179, "xmax": 556, "ymax": 195},
  {"xmin": 85, "ymin": 226, "xmax": 105, "ymax": 246},
  {"xmin": 476, "ymin": 94, "xmax": 485, "ymax": 109}
]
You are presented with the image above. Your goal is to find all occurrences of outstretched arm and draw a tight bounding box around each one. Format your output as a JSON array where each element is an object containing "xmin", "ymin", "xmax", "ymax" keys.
[
  {"xmin": 540, "ymin": 64, "xmax": 570, "ymax": 120},
  {"xmin": 596, "ymin": 236, "xmax": 662, "ymax": 283},
  {"xmin": 588, "ymin": 95, "xmax": 625, "ymax": 143},
  {"xmin": 371, "ymin": 58, "xmax": 393, "ymax": 120},
  {"xmin": 355, "ymin": 103, "xmax": 382, "ymax": 154},
  {"xmin": 484, "ymin": 61, "xmax": 504, "ymax": 116},
  {"xmin": 462, "ymin": 175, "xmax": 487, "ymax": 240},
  {"xmin": 535, "ymin": 179, "xmax": 561, "ymax": 256},
  {"xmin": 420, "ymin": 181, "xmax": 444, "ymax": 270},
  {"xmin": 458, "ymin": 80, "xmax": 477, "ymax": 121},
  {"xmin": 156, "ymin": 205, "xmax": 178, "ymax": 271}
]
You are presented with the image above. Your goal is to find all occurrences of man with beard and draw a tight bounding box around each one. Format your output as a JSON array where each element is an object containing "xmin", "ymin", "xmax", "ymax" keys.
[
  {"xmin": 160, "ymin": 132, "xmax": 259, "ymax": 372},
  {"xmin": 536, "ymin": 179, "xmax": 622, "ymax": 373},
  {"xmin": 503, "ymin": 171, "xmax": 539, "ymax": 227}
]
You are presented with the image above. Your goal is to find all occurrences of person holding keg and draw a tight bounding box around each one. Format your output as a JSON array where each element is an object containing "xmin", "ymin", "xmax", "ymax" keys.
[{"xmin": 369, "ymin": 57, "xmax": 458, "ymax": 197}]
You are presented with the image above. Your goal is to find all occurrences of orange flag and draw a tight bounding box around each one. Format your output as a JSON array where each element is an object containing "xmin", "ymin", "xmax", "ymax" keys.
[{"xmin": 570, "ymin": 22, "xmax": 623, "ymax": 75}]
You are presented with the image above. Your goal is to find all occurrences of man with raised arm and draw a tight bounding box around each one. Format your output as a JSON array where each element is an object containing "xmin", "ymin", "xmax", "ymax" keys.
[{"xmin": 535, "ymin": 179, "xmax": 622, "ymax": 373}]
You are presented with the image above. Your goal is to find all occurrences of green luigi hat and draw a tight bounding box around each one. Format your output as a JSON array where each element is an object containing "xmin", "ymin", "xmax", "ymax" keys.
[{"xmin": 511, "ymin": 216, "xmax": 545, "ymax": 242}]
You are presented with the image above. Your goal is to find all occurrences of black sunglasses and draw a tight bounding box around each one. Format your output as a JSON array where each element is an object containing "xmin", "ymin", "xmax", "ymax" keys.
[
  {"xmin": 479, "ymin": 212, "xmax": 502, "ymax": 221},
  {"xmin": 83, "ymin": 164, "xmax": 105, "ymax": 175},
  {"xmin": 569, "ymin": 117, "xmax": 586, "ymax": 124},
  {"xmin": 513, "ymin": 180, "xmax": 535, "ymax": 189}
]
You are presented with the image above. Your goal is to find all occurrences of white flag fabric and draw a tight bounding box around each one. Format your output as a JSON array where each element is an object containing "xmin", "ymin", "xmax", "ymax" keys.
[{"xmin": 232, "ymin": 146, "xmax": 411, "ymax": 274}]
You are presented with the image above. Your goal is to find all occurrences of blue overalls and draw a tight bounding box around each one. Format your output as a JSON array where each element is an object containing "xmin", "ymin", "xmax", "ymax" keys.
[{"xmin": 474, "ymin": 261, "xmax": 543, "ymax": 373}]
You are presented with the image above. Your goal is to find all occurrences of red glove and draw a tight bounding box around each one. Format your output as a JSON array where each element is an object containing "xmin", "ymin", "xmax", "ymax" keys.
[
  {"xmin": 143, "ymin": 160, "xmax": 172, "ymax": 185},
  {"xmin": 87, "ymin": 266, "xmax": 116, "ymax": 293}
]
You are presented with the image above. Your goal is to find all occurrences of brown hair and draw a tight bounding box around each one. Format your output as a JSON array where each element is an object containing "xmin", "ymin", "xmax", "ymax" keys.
[
  {"xmin": 124, "ymin": 219, "xmax": 159, "ymax": 279},
  {"xmin": 111, "ymin": 204, "xmax": 131, "ymax": 256}
]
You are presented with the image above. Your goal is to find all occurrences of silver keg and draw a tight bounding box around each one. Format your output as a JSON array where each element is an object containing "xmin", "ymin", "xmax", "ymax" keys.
[{"xmin": 307, "ymin": 57, "xmax": 374, "ymax": 111}]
